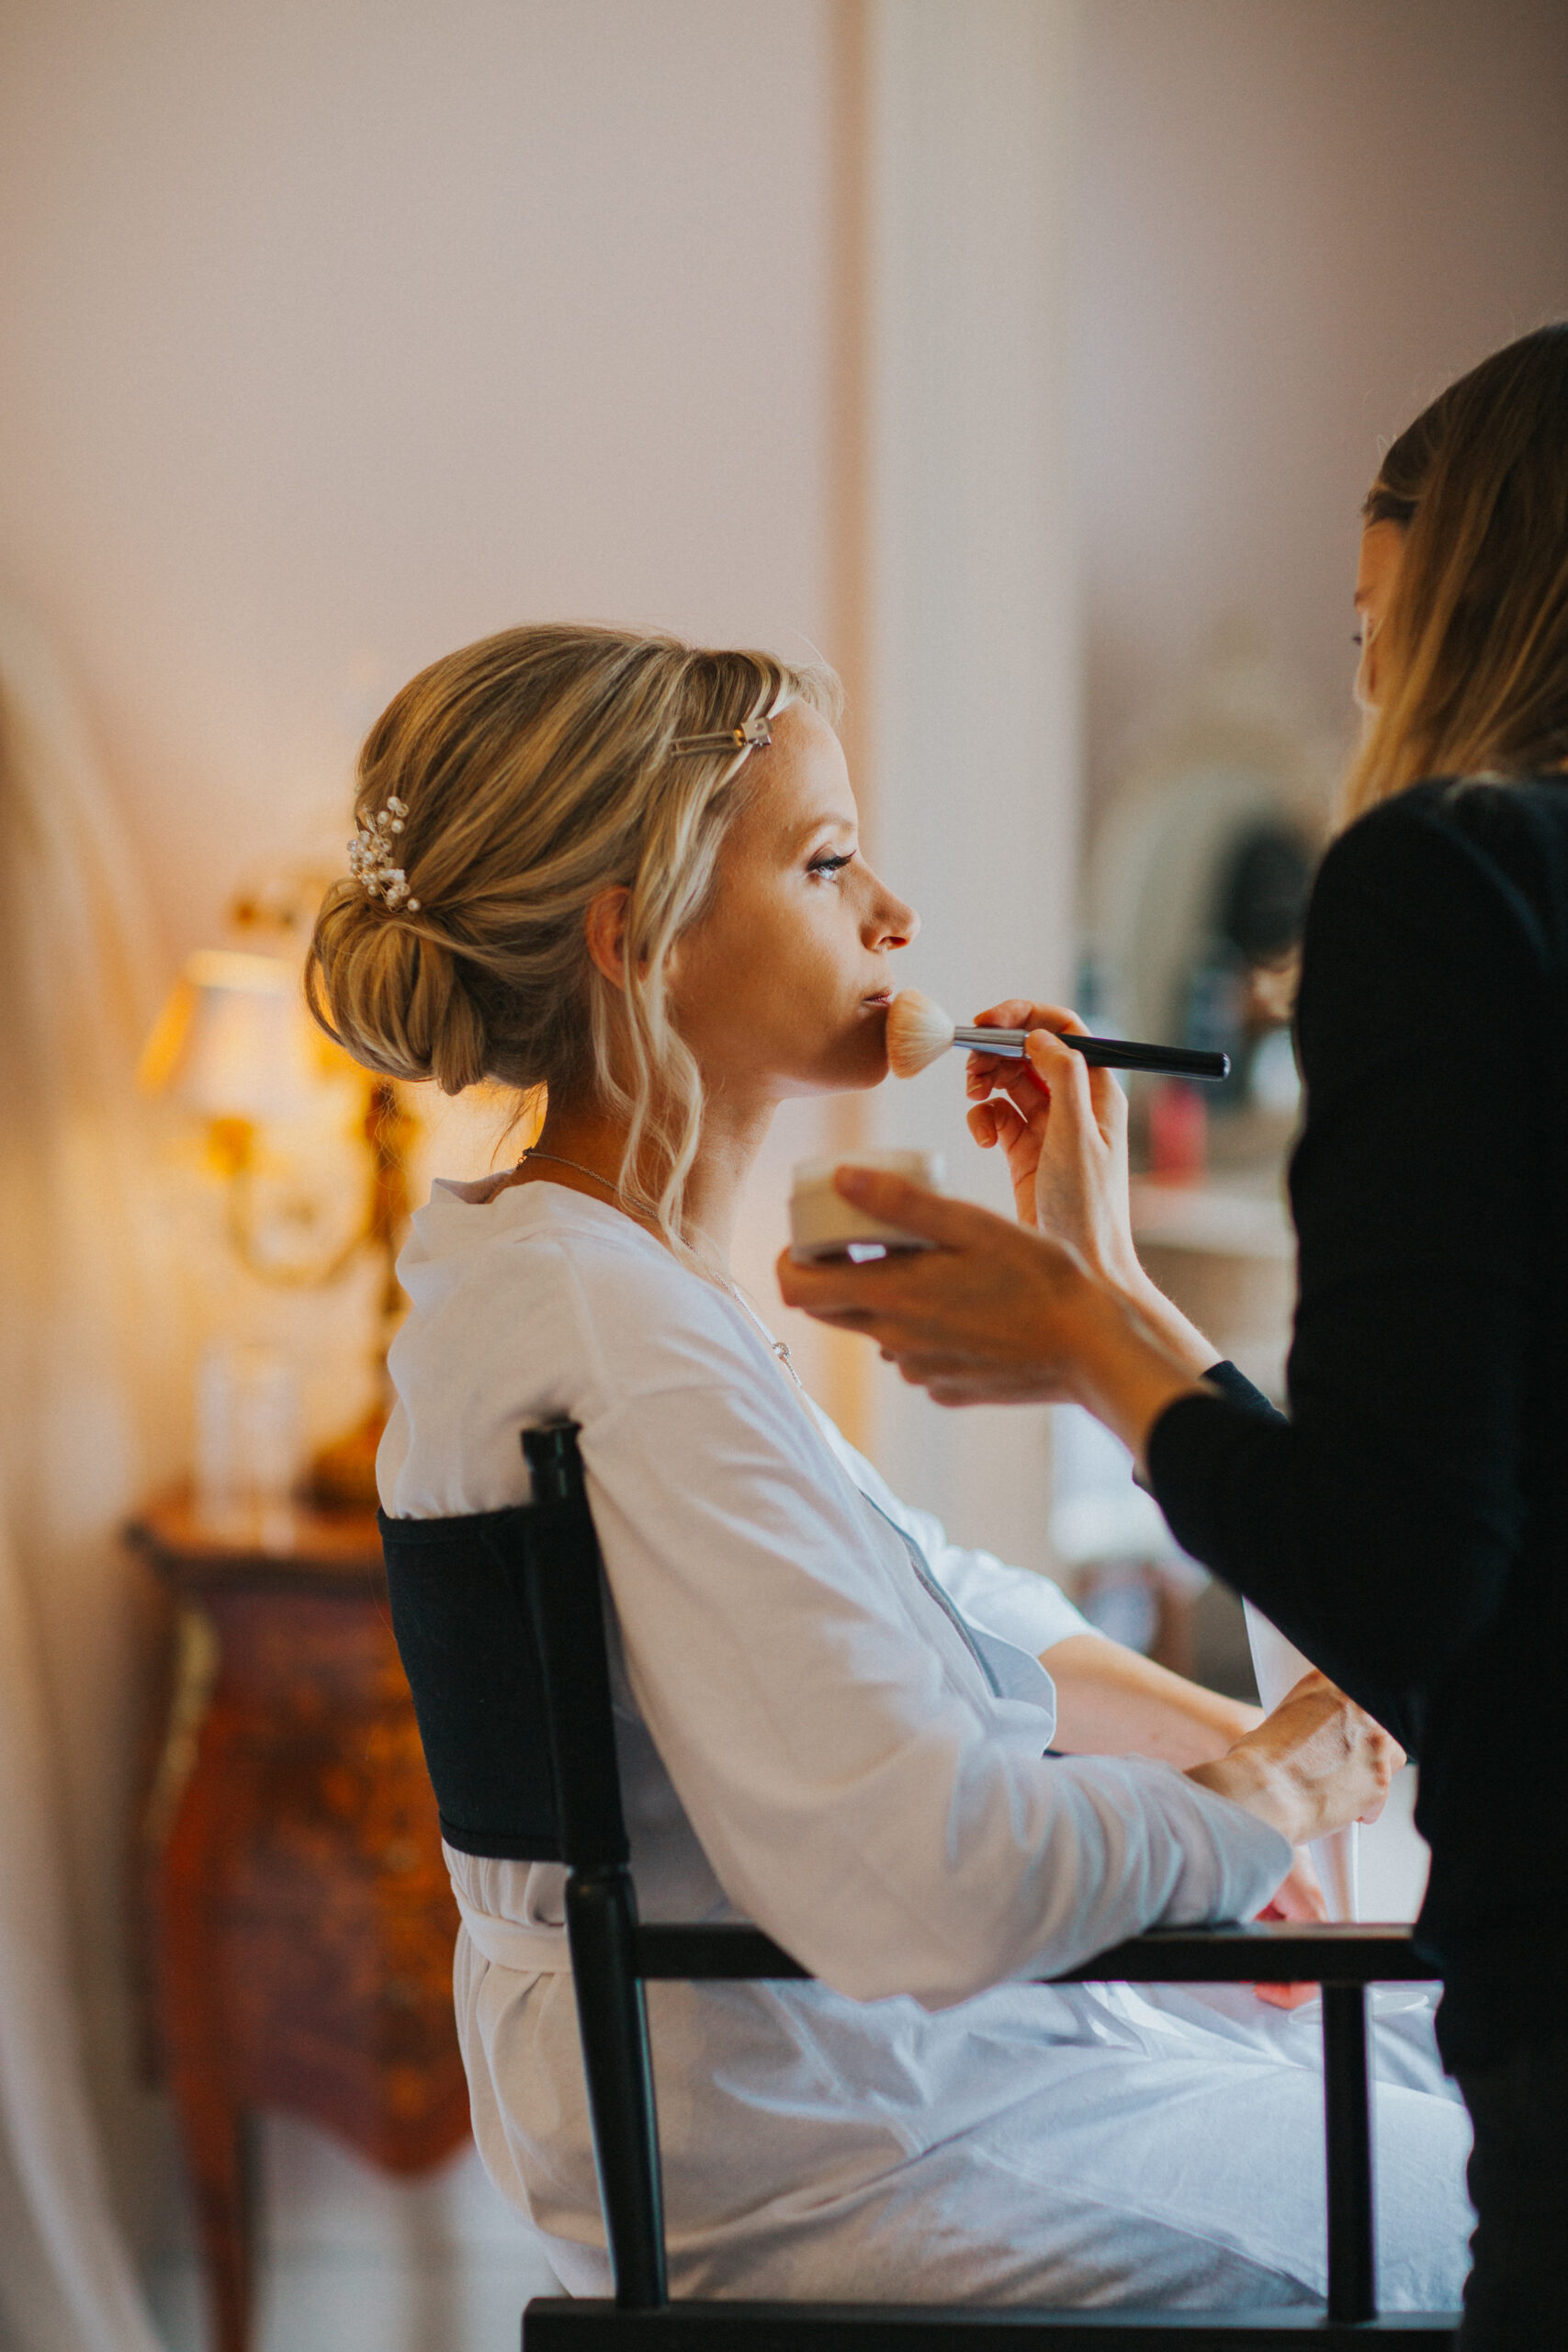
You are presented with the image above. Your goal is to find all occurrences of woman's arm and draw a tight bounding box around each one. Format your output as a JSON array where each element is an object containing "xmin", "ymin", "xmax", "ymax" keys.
[
  {"xmin": 1042, "ymin": 1633, "xmax": 1258, "ymax": 1767},
  {"xmin": 1145, "ymin": 793, "xmax": 1545, "ymax": 1703},
  {"xmin": 1042, "ymin": 1634, "xmax": 1335, "ymax": 1948},
  {"xmin": 587, "ymin": 1365, "xmax": 1300, "ymax": 2007}
]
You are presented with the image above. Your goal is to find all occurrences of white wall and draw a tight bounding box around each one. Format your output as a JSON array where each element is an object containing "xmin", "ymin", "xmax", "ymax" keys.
[
  {"xmin": 1075, "ymin": 0, "xmax": 1568, "ymax": 803},
  {"xmin": 0, "ymin": 0, "xmax": 838, "ymax": 956}
]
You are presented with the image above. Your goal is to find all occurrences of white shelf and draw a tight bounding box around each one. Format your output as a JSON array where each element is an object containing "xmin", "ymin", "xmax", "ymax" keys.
[{"xmin": 1129, "ymin": 1178, "xmax": 1295, "ymax": 1261}]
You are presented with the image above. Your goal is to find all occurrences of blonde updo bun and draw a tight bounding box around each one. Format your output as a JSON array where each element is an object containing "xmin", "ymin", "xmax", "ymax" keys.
[
  {"xmin": 308, "ymin": 894, "xmax": 490, "ymax": 1095},
  {"xmin": 306, "ymin": 623, "xmax": 840, "ymax": 1238}
]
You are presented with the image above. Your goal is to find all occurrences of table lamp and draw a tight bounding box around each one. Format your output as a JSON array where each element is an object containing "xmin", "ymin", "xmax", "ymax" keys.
[{"xmin": 141, "ymin": 945, "xmax": 413, "ymax": 1507}]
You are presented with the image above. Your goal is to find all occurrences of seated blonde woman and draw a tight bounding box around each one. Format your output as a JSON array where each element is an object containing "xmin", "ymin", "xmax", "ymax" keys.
[{"xmin": 307, "ymin": 626, "xmax": 1470, "ymax": 2312}]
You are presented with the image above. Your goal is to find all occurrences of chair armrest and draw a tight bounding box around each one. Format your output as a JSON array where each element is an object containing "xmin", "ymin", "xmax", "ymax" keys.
[
  {"xmin": 1051, "ymin": 1922, "xmax": 1436, "ymax": 1984},
  {"xmin": 635, "ymin": 1919, "xmax": 1437, "ymax": 1986}
]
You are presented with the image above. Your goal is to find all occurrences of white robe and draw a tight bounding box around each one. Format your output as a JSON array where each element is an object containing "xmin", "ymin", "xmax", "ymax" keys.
[{"xmin": 380, "ymin": 1179, "xmax": 1472, "ymax": 2311}]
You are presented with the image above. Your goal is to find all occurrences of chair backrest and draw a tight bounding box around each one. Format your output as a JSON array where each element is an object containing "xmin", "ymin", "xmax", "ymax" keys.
[
  {"xmin": 380, "ymin": 1419, "xmax": 628, "ymax": 1868},
  {"xmin": 382, "ymin": 1421, "xmax": 669, "ymax": 2306}
]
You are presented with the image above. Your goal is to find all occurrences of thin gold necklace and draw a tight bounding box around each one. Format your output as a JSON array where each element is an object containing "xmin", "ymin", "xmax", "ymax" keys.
[
  {"xmin": 518, "ymin": 1146, "xmax": 650, "ymax": 1213},
  {"xmin": 517, "ymin": 1148, "xmax": 803, "ymax": 1389}
]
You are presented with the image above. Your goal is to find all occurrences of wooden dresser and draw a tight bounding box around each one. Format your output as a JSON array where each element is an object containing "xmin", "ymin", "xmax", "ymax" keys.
[{"xmin": 129, "ymin": 1496, "xmax": 470, "ymax": 2352}]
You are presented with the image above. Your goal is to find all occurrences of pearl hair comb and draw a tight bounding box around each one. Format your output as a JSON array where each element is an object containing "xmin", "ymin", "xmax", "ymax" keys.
[
  {"xmin": 671, "ymin": 714, "xmax": 773, "ymax": 757},
  {"xmin": 347, "ymin": 797, "xmax": 421, "ymax": 910}
]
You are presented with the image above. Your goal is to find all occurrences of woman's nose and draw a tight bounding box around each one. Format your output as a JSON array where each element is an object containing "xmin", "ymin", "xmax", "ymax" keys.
[{"xmin": 867, "ymin": 881, "xmax": 919, "ymax": 951}]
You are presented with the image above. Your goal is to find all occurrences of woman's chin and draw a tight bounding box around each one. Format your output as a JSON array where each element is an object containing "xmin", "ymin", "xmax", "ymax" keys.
[
  {"xmin": 773, "ymin": 1031, "xmax": 891, "ymax": 1100},
  {"xmin": 827, "ymin": 1026, "xmax": 893, "ymax": 1092}
]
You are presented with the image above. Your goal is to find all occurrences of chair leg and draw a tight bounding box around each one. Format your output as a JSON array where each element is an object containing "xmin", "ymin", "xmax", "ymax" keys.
[
  {"xmin": 567, "ymin": 1863, "xmax": 668, "ymax": 2309},
  {"xmin": 1322, "ymin": 1981, "xmax": 1376, "ymax": 2323}
]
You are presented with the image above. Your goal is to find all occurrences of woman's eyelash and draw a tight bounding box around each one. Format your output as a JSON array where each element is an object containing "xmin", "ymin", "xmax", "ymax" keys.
[
  {"xmin": 807, "ymin": 853, "xmax": 853, "ymax": 880},
  {"xmin": 1351, "ymin": 629, "xmax": 1365, "ymax": 650}
]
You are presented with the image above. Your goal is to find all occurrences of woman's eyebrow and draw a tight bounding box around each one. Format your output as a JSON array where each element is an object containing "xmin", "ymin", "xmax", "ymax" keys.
[{"xmin": 791, "ymin": 813, "xmax": 858, "ymax": 848}]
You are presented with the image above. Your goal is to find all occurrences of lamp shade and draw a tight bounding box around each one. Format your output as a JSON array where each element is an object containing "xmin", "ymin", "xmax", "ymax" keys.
[{"xmin": 140, "ymin": 950, "xmax": 332, "ymax": 1121}]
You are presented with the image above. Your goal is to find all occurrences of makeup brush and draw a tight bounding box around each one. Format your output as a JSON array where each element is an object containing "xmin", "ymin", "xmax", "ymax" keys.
[{"xmin": 886, "ymin": 990, "xmax": 1230, "ymax": 1083}]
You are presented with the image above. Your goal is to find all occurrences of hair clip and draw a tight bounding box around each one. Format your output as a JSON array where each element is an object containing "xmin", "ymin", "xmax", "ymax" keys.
[
  {"xmin": 671, "ymin": 714, "xmax": 773, "ymax": 757},
  {"xmin": 347, "ymin": 797, "xmax": 421, "ymax": 910}
]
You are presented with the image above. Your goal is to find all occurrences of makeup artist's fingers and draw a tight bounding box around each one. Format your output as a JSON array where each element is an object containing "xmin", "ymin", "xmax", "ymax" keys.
[
  {"xmin": 969, "ymin": 999, "xmax": 1041, "ymax": 1033},
  {"xmin": 1002, "ymin": 1025, "xmax": 1142, "ymax": 1288},
  {"xmin": 967, "ymin": 1098, "xmax": 1027, "ymax": 1153},
  {"xmin": 776, "ymin": 1173, "xmax": 1097, "ymax": 1378},
  {"xmin": 888, "ymin": 1351, "xmax": 1072, "ymax": 1406},
  {"xmin": 1022, "ymin": 1021, "xmax": 1092, "ymax": 1087},
  {"xmin": 969, "ymin": 1000, "xmax": 1089, "ymax": 1037},
  {"xmin": 1023, "ymin": 1025, "xmax": 1128, "ymax": 1142},
  {"xmin": 967, "ymin": 1091, "xmax": 1046, "ymax": 1229},
  {"xmin": 964, "ymin": 1001, "xmax": 1089, "ymax": 1090},
  {"xmin": 791, "ymin": 1170, "xmax": 992, "ymax": 1263},
  {"xmin": 975, "ymin": 1061, "xmax": 1053, "ymax": 1121}
]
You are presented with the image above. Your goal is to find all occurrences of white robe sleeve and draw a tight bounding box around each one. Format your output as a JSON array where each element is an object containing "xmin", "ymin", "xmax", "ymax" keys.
[
  {"xmin": 584, "ymin": 1362, "xmax": 1290, "ymax": 2011},
  {"xmin": 806, "ymin": 1403, "xmax": 1095, "ymax": 1657}
]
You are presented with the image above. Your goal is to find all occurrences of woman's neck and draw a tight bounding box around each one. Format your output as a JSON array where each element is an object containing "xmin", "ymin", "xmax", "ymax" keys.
[{"xmin": 523, "ymin": 1087, "xmax": 775, "ymax": 1269}]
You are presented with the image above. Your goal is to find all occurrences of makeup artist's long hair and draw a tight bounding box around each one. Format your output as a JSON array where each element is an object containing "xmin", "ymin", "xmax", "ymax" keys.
[
  {"xmin": 306, "ymin": 625, "xmax": 840, "ymax": 1248},
  {"xmin": 1346, "ymin": 322, "xmax": 1568, "ymax": 818}
]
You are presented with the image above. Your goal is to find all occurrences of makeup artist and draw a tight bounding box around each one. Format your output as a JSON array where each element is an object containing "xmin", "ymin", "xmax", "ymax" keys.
[{"xmin": 779, "ymin": 322, "xmax": 1568, "ymax": 2349}]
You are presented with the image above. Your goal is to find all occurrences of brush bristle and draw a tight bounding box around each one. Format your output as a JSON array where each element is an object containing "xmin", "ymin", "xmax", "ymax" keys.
[{"xmin": 886, "ymin": 989, "xmax": 955, "ymax": 1080}]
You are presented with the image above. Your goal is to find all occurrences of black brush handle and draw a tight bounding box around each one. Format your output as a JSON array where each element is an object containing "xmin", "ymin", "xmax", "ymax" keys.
[
  {"xmin": 953, "ymin": 1025, "xmax": 1229, "ymax": 1081},
  {"xmin": 1067, "ymin": 1034, "xmax": 1230, "ymax": 1080}
]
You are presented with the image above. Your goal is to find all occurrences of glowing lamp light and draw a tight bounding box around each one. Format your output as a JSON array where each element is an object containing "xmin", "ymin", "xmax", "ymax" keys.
[{"xmin": 138, "ymin": 949, "xmax": 330, "ymax": 1121}]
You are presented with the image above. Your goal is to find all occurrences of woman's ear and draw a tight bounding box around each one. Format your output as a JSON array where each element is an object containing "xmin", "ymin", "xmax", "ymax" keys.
[{"xmin": 583, "ymin": 887, "xmax": 632, "ymax": 990}]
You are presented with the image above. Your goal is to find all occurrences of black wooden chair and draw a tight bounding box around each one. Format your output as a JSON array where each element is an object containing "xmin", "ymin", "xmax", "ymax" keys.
[{"xmin": 380, "ymin": 1421, "xmax": 1462, "ymax": 2348}]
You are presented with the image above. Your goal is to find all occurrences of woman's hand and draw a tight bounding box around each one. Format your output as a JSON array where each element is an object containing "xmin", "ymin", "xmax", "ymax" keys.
[
  {"xmin": 777, "ymin": 1166, "xmax": 1207, "ymax": 1461},
  {"xmin": 965, "ymin": 1001, "xmax": 1139, "ymax": 1286},
  {"xmin": 965, "ymin": 1005, "xmax": 1220, "ymax": 1379},
  {"xmin": 1187, "ymin": 1670, "xmax": 1404, "ymax": 1849},
  {"xmin": 1253, "ymin": 1854, "xmax": 1328, "ymax": 2009}
]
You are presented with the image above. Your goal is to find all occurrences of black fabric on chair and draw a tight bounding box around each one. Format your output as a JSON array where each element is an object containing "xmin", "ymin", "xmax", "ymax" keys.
[
  {"xmin": 382, "ymin": 1501, "xmax": 562, "ymax": 1860},
  {"xmin": 380, "ymin": 1421, "xmax": 1461, "ymax": 2349}
]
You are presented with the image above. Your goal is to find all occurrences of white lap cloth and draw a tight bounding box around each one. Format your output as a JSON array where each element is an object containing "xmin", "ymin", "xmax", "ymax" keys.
[{"xmin": 380, "ymin": 1181, "xmax": 1472, "ymax": 2311}]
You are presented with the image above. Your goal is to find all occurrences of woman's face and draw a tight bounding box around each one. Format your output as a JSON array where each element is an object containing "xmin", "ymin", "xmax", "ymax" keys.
[
  {"xmin": 1354, "ymin": 518, "xmax": 1407, "ymax": 714},
  {"xmin": 669, "ymin": 702, "xmax": 919, "ymax": 1102}
]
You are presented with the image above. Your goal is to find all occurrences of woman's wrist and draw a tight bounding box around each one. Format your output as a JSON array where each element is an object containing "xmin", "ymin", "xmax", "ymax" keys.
[
  {"xmin": 1066, "ymin": 1282, "xmax": 1210, "ymax": 1471},
  {"xmin": 1187, "ymin": 1747, "xmax": 1306, "ymax": 1847},
  {"xmin": 1115, "ymin": 1265, "xmax": 1223, "ymax": 1381}
]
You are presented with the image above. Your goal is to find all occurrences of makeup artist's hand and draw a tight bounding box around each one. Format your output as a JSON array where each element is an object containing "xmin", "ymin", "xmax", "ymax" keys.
[
  {"xmin": 965, "ymin": 1001, "xmax": 1138, "ymax": 1285},
  {"xmin": 965, "ymin": 1003, "xmax": 1220, "ymax": 1380},
  {"xmin": 780, "ymin": 1171, "xmax": 1095, "ymax": 1402},
  {"xmin": 776, "ymin": 1168, "xmax": 1204, "ymax": 1453}
]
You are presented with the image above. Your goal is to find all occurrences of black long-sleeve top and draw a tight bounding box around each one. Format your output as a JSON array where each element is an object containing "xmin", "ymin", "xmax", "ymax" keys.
[{"xmin": 1147, "ymin": 777, "xmax": 1568, "ymax": 2070}]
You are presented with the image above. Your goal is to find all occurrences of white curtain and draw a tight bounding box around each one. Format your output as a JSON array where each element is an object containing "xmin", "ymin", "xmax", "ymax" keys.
[{"xmin": 0, "ymin": 603, "xmax": 173, "ymax": 2352}]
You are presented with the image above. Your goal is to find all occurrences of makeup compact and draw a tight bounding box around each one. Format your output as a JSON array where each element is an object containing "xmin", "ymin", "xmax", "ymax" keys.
[{"xmin": 789, "ymin": 1149, "xmax": 945, "ymax": 1262}]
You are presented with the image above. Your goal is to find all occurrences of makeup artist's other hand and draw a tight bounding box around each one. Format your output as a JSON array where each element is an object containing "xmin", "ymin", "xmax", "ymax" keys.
[
  {"xmin": 776, "ymin": 1168, "xmax": 1195, "ymax": 1432},
  {"xmin": 778, "ymin": 1170, "xmax": 1098, "ymax": 1404},
  {"xmin": 1188, "ymin": 1671, "xmax": 1404, "ymax": 1851},
  {"xmin": 966, "ymin": 1001, "xmax": 1139, "ymax": 1286},
  {"xmin": 969, "ymin": 1001, "xmax": 1221, "ymax": 1384}
]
